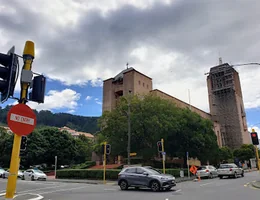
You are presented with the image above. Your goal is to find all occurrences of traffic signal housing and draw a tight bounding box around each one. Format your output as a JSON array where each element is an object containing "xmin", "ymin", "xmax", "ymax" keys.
[
  {"xmin": 251, "ymin": 131, "xmax": 259, "ymax": 145},
  {"xmin": 101, "ymin": 143, "xmax": 111, "ymax": 155},
  {"xmin": 20, "ymin": 136, "xmax": 28, "ymax": 151},
  {"xmin": 0, "ymin": 46, "xmax": 18, "ymax": 103},
  {"xmin": 29, "ymin": 75, "xmax": 46, "ymax": 103},
  {"xmin": 105, "ymin": 144, "xmax": 111, "ymax": 155},
  {"xmin": 157, "ymin": 141, "xmax": 162, "ymax": 152}
]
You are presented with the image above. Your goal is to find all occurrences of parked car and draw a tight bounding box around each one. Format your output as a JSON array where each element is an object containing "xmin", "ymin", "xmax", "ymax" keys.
[
  {"xmin": 217, "ymin": 163, "xmax": 244, "ymax": 179},
  {"xmin": 196, "ymin": 165, "xmax": 218, "ymax": 179},
  {"xmin": 118, "ymin": 166, "xmax": 176, "ymax": 192},
  {"xmin": 22, "ymin": 169, "xmax": 47, "ymax": 181},
  {"xmin": 0, "ymin": 168, "xmax": 5, "ymax": 178},
  {"xmin": 2, "ymin": 169, "xmax": 23, "ymax": 179}
]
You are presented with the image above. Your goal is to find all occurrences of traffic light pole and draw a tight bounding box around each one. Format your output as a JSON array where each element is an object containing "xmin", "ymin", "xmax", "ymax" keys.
[
  {"xmin": 103, "ymin": 142, "xmax": 107, "ymax": 184},
  {"xmin": 5, "ymin": 41, "xmax": 35, "ymax": 199},
  {"xmin": 255, "ymin": 145, "xmax": 260, "ymax": 170},
  {"xmin": 161, "ymin": 138, "xmax": 165, "ymax": 174}
]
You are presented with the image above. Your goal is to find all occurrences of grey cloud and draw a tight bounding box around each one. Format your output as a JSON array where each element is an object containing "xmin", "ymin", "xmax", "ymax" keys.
[{"xmin": 1, "ymin": 0, "xmax": 260, "ymax": 85}]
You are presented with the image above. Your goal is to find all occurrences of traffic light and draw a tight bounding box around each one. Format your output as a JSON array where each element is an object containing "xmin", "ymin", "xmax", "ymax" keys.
[
  {"xmin": 251, "ymin": 131, "xmax": 259, "ymax": 145},
  {"xmin": 0, "ymin": 46, "xmax": 18, "ymax": 103},
  {"xmin": 20, "ymin": 136, "xmax": 28, "ymax": 151},
  {"xmin": 29, "ymin": 75, "xmax": 46, "ymax": 103},
  {"xmin": 105, "ymin": 144, "xmax": 111, "ymax": 155},
  {"xmin": 157, "ymin": 141, "xmax": 162, "ymax": 152}
]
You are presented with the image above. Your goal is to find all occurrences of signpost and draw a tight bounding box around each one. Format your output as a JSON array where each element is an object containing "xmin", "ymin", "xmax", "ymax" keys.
[{"xmin": 7, "ymin": 104, "xmax": 36, "ymax": 135}]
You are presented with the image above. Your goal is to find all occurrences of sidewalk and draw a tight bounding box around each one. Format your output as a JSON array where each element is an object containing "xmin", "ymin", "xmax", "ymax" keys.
[{"xmin": 252, "ymin": 181, "xmax": 260, "ymax": 189}]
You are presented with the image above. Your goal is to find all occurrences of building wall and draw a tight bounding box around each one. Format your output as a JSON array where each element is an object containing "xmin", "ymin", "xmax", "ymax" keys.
[
  {"xmin": 102, "ymin": 78, "xmax": 114, "ymax": 112},
  {"xmin": 151, "ymin": 89, "xmax": 223, "ymax": 146},
  {"xmin": 207, "ymin": 64, "xmax": 251, "ymax": 149}
]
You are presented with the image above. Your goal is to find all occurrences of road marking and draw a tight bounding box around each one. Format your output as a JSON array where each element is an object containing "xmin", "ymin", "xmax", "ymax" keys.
[
  {"xmin": 28, "ymin": 193, "xmax": 44, "ymax": 200},
  {"xmin": 39, "ymin": 185, "xmax": 87, "ymax": 195},
  {"xmin": 174, "ymin": 189, "xmax": 182, "ymax": 193},
  {"xmin": 17, "ymin": 184, "xmax": 67, "ymax": 194},
  {"xmin": 104, "ymin": 188, "xmax": 117, "ymax": 191},
  {"xmin": 200, "ymin": 182, "xmax": 214, "ymax": 186},
  {"xmin": 0, "ymin": 192, "xmax": 6, "ymax": 196}
]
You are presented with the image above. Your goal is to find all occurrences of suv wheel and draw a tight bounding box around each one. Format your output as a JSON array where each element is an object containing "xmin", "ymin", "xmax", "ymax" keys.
[
  {"xmin": 151, "ymin": 181, "xmax": 160, "ymax": 192},
  {"xmin": 119, "ymin": 180, "xmax": 128, "ymax": 190}
]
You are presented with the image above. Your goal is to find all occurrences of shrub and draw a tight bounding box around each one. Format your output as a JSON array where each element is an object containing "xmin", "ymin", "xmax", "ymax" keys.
[{"xmin": 56, "ymin": 168, "xmax": 189, "ymax": 180}]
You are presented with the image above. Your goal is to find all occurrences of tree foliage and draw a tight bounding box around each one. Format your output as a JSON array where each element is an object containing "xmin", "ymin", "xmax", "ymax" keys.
[
  {"xmin": 0, "ymin": 127, "xmax": 92, "ymax": 168},
  {"xmin": 0, "ymin": 106, "xmax": 99, "ymax": 133},
  {"xmin": 233, "ymin": 144, "xmax": 255, "ymax": 161},
  {"xmin": 219, "ymin": 146, "xmax": 233, "ymax": 162},
  {"xmin": 98, "ymin": 94, "xmax": 219, "ymax": 164}
]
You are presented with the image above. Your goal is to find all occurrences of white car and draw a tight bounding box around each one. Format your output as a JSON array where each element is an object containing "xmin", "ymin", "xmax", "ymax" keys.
[
  {"xmin": 23, "ymin": 169, "xmax": 47, "ymax": 181},
  {"xmin": 2, "ymin": 169, "xmax": 24, "ymax": 179},
  {"xmin": 0, "ymin": 168, "xmax": 5, "ymax": 178}
]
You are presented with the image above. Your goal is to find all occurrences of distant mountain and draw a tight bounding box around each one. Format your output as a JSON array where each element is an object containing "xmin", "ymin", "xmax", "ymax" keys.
[{"xmin": 0, "ymin": 105, "xmax": 100, "ymax": 134}]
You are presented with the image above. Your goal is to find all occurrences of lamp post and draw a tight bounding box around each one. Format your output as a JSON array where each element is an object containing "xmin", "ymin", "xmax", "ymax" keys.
[{"xmin": 126, "ymin": 90, "xmax": 132, "ymax": 165}]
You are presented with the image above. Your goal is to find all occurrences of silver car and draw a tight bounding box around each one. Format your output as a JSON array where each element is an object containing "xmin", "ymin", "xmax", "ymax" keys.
[
  {"xmin": 2, "ymin": 169, "xmax": 23, "ymax": 179},
  {"xmin": 217, "ymin": 163, "xmax": 244, "ymax": 179},
  {"xmin": 118, "ymin": 166, "xmax": 176, "ymax": 192},
  {"xmin": 196, "ymin": 165, "xmax": 218, "ymax": 179}
]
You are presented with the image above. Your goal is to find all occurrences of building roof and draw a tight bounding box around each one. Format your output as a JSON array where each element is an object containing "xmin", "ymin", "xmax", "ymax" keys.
[
  {"xmin": 103, "ymin": 67, "xmax": 152, "ymax": 82},
  {"xmin": 151, "ymin": 89, "xmax": 211, "ymax": 118},
  {"xmin": 58, "ymin": 126, "xmax": 94, "ymax": 138}
]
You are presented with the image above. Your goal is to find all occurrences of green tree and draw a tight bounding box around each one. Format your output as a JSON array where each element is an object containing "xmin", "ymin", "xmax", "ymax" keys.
[
  {"xmin": 233, "ymin": 144, "xmax": 255, "ymax": 161},
  {"xmin": 219, "ymin": 146, "xmax": 233, "ymax": 162},
  {"xmin": 98, "ymin": 94, "xmax": 219, "ymax": 164}
]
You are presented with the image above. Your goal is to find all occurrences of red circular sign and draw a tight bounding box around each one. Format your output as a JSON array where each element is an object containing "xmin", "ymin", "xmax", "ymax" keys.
[{"xmin": 7, "ymin": 104, "xmax": 37, "ymax": 136}]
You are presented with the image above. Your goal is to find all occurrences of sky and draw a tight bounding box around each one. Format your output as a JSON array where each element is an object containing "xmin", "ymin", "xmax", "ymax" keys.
[{"xmin": 0, "ymin": 0, "xmax": 260, "ymax": 136}]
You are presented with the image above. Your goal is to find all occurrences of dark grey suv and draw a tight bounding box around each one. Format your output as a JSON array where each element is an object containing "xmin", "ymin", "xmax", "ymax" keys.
[{"xmin": 118, "ymin": 166, "xmax": 176, "ymax": 192}]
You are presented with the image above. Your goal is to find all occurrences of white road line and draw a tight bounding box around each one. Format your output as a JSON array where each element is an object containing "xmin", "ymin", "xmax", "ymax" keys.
[
  {"xmin": 0, "ymin": 192, "xmax": 6, "ymax": 196},
  {"xmin": 0, "ymin": 190, "xmax": 6, "ymax": 193},
  {"xmin": 200, "ymin": 182, "xmax": 214, "ymax": 186},
  {"xmin": 17, "ymin": 184, "xmax": 68, "ymax": 194},
  {"xmin": 104, "ymin": 188, "xmax": 117, "ymax": 191},
  {"xmin": 39, "ymin": 186, "xmax": 88, "ymax": 195},
  {"xmin": 28, "ymin": 193, "xmax": 44, "ymax": 200},
  {"xmin": 174, "ymin": 189, "xmax": 182, "ymax": 193}
]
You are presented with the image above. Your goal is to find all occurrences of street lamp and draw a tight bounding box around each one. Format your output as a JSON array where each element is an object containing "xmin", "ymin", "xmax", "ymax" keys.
[{"xmin": 126, "ymin": 90, "xmax": 132, "ymax": 165}]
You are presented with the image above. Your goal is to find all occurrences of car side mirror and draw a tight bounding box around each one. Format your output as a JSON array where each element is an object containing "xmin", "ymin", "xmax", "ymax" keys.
[{"xmin": 143, "ymin": 172, "xmax": 148, "ymax": 176}]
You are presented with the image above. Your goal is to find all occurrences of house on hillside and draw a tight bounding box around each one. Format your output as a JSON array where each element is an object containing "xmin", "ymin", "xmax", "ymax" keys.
[{"xmin": 58, "ymin": 126, "xmax": 94, "ymax": 139}]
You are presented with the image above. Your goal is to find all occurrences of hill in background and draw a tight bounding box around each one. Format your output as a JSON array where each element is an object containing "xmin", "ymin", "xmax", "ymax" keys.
[{"xmin": 0, "ymin": 105, "xmax": 100, "ymax": 134}]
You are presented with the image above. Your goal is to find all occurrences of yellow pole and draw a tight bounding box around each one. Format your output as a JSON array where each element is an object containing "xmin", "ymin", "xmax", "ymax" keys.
[
  {"xmin": 103, "ymin": 142, "xmax": 107, "ymax": 184},
  {"xmin": 5, "ymin": 41, "xmax": 34, "ymax": 199},
  {"xmin": 161, "ymin": 138, "xmax": 165, "ymax": 174},
  {"xmin": 255, "ymin": 145, "xmax": 260, "ymax": 171}
]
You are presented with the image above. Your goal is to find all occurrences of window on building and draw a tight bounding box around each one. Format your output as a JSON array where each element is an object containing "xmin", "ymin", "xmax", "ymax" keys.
[
  {"xmin": 138, "ymin": 80, "xmax": 141, "ymax": 85},
  {"xmin": 147, "ymin": 84, "xmax": 148, "ymax": 89},
  {"xmin": 143, "ymin": 83, "xmax": 145, "ymax": 87}
]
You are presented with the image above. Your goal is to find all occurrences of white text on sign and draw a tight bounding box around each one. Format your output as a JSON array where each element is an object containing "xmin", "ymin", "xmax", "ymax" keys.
[{"xmin": 10, "ymin": 113, "xmax": 34, "ymax": 125}]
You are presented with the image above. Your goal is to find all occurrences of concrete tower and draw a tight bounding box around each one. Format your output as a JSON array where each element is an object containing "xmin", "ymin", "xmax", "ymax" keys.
[{"xmin": 207, "ymin": 62, "xmax": 251, "ymax": 149}]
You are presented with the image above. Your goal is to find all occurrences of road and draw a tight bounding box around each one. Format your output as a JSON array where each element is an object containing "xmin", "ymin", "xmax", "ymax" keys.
[{"xmin": 0, "ymin": 171, "xmax": 259, "ymax": 200}]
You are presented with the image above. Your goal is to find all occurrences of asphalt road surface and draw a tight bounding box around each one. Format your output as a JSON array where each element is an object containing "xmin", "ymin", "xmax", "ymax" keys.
[{"xmin": 0, "ymin": 171, "xmax": 259, "ymax": 200}]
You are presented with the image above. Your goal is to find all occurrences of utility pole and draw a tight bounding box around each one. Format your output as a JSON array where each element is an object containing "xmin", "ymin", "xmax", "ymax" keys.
[
  {"xmin": 161, "ymin": 138, "xmax": 165, "ymax": 174},
  {"xmin": 54, "ymin": 156, "xmax": 57, "ymax": 179},
  {"xmin": 103, "ymin": 142, "xmax": 107, "ymax": 184},
  {"xmin": 126, "ymin": 90, "xmax": 132, "ymax": 165},
  {"xmin": 127, "ymin": 99, "xmax": 131, "ymax": 165},
  {"xmin": 5, "ymin": 41, "xmax": 35, "ymax": 199}
]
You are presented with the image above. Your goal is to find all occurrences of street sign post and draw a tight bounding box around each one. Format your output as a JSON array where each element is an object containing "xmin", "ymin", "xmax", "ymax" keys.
[{"xmin": 7, "ymin": 103, "xmax": 36, "ymax": 136}]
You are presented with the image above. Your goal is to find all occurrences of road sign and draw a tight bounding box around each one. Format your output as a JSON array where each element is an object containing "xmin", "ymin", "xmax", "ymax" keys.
[
  {"xmin": 130, "ymin": 152, "xmax": 137, "ymax": 156},
  {"xmin": 7, "ymin": 103, "xmax": 36, "ymax": 136}
]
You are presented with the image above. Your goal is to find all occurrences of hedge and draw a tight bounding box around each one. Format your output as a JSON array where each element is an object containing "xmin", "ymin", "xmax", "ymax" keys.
[{"xmin": 56, "ymin": 168, "xmax": 189, "ymax": 180}]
